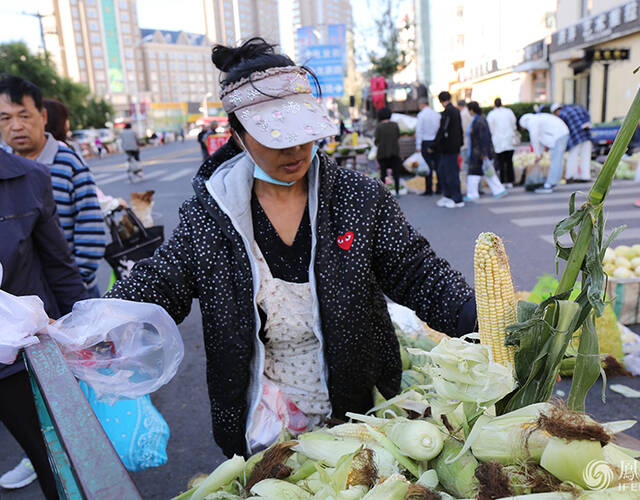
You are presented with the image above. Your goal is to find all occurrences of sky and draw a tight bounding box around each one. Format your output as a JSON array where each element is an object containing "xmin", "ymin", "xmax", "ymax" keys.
[{"xmin": 0, "ymin": 0, "xmax": 406, "ymax": 68}]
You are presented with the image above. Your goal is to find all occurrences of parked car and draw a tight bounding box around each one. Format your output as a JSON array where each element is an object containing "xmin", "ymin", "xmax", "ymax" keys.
[
  {"xmin": 71, "ymin": 129, "xmax": 99, "ymax": 146},
  {"xmin": 97, "ymin": 128, "xmax": 115, "ymax": 144},
  {"xmin": 591, "ymin": 119, "xmax": 640, "ymax": 157}
]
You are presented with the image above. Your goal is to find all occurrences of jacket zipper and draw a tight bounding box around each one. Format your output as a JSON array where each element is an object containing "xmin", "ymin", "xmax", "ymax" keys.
[
  {"xmin": 203, "ymin": 162, "xmax": 265, "ymax": 456},
  {"xmin": 0, "ymin": 210, "xmax": 37, "ymax": 222}
]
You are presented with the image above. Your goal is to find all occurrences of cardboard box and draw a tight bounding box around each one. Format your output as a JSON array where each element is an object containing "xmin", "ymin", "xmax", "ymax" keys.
[{"xmin": 607, "ymin": 277, "xmax": 640, "ymax": 325}]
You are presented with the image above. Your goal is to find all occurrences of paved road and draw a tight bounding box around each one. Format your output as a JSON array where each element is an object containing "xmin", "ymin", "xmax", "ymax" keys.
[{"xmin": 2, "ymin": 140, "xmax": 640, "ymax": 499}]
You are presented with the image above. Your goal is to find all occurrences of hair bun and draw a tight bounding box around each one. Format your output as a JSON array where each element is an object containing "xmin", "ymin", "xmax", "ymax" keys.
[{"xmin": 211, "ymin": 37, "xmax": 277, "ymax": 73}]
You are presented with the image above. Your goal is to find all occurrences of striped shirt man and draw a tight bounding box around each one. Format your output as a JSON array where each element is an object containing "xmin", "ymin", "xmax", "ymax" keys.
[{"xmin": 36, "ymin": 133, "xmax": 106, "ymax": 288}]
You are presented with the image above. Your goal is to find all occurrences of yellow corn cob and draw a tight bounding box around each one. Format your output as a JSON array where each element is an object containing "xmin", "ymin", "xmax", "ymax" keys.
[
  {"xmin": 326, "ymin": 423, "xmax": 377, "ymax": 443},
  {"xmin": 474, "ymin": 232, "xmax": 517, "ymax": 367}
]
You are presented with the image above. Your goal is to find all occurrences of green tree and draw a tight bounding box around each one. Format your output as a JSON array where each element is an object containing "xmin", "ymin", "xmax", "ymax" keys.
[
  {"xmin": 368, "ymin": 0, "xmax": 411, "ymax": 78},
  {"xmin": 0, "ymin": 42, "xmax": 113, "ymax": 129}
]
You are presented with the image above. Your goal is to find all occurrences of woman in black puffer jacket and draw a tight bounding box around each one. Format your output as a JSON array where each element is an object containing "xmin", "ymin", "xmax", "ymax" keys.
[{"xmin": 106, "ymin": 37, "xmax": 477, "ymax": 458}]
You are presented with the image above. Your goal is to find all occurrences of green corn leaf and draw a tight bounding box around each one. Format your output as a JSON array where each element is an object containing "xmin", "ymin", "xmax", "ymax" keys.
[
  {"xmin": 601, "ymin": 224, "xmax": 626, "ymax": 259},
  {"xmin": 567, "ymin": 313, "xmax": 601, "ymax": 412},
  {"xmin": 553, "ymin": 206, "xmax": 588, "ymax": 273}
]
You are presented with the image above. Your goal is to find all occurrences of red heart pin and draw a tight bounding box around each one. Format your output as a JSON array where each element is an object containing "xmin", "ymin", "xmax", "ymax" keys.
[{"xmin": 337, "ymin": 231, "xmax": 354, "ymax": 250}]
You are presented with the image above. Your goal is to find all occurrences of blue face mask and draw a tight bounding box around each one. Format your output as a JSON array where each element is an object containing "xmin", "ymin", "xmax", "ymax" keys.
[{"xmin": 246, "ymin": 142, "xmax": 318, "ymax": 187}]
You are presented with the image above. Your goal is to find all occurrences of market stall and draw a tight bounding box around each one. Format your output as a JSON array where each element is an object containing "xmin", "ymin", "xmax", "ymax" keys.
[
  {"xmin": 164, "ymin": 92, "xmax": 640, "ymax": 499},
  {"xmin": 6, "ymin": 74, "xmax": 640, "ymax": 500}
]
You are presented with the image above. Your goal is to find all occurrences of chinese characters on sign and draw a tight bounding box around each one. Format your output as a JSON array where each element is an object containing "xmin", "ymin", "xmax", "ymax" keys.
[
  {"xmin": 297, "ymin": 24, "xmax": 347, "ymax": 97},
  {"xmin": 551, "ymin": 0, "xmax": 640, "ymax": 52}
]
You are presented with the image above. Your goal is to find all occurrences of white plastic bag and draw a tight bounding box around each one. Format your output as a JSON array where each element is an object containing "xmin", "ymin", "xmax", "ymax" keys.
[
  {"xmin": 247, "ymin": 377, "xmax": 310, "ymax": 450},
  {"xmin": 0, "ymin": 289, "xmax": 48, "ymax": 364},
  {"xmin": 367, "ymin": 145, "xmax": 377, "ymax": 161},
  {"xmin": 482, "ymin": 158, "xmax": 497, "ymax": 178},
  {"xmin": 403, "ymin": 152, "xmax": 429, "ymax": 176},
  {"xmin": 0, "ymin": 264, "xmax": 48, "ymax": 363},
  {"xmin": 49, "ymin": 299, "xmax": 184, "ymax": 404}
]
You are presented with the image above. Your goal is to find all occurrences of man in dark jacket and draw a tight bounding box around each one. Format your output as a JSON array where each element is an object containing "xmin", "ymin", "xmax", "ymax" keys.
[
  {"xmin": 432, "ymin": 91, "xmax": 464, "ymax": 208},
  {"xmin": 0, "ymin": 149, "xmax": 88, "ymax": 499}
]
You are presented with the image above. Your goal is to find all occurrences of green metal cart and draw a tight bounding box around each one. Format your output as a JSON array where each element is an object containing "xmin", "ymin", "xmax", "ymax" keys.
[{"xmin": 24, "ymin": 335, "xmax": 142, "ymax": 500}]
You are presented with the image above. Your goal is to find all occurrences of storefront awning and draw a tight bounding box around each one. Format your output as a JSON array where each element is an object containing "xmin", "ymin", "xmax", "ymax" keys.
[{"xmin": 512, "ymin": 59, "xmax": 549, "ymax": 73}]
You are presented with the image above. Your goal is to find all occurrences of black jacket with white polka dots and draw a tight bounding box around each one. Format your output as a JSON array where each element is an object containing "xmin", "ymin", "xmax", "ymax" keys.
[{"xmin": 106, "ymin": 141, "xmax": 475, "ymax": 458}]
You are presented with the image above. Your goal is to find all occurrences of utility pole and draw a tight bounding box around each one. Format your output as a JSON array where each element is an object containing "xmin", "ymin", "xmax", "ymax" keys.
[
  {"xmin": 21, "ymin": 11, "xmax": 56, "ymax": 53},
  {"xmin": 22, "ymin": 11, "xmax": 47, "ymax": 51}
]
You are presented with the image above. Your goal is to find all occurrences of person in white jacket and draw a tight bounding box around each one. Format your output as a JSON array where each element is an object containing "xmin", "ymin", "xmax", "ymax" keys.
[
  {"xmin": 487, "ymin": 98, "xmax": 517, "ymax": 187},
  {"xmin": 415, "ymin": 98, "xmax": 442, "ymax": 195},
  {"xmin": 519, "ymin": 113, "xmax": 569, "ymax": 194}
]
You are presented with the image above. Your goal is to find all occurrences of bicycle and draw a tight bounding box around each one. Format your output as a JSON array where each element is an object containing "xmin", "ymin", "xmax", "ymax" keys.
[{"xmin": 125, "ymin": 150, "xmax": 143, "ymax": 183}]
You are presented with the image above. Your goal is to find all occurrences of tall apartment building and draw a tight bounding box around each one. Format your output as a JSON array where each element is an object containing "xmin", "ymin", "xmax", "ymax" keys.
[
  {"xmin": 140, "ymin": 29, "xmax": 218, "ymax": 103},
  {"xmin": 414, "ymin": 0, "xmax": 432, "ymax": 87},
  {"xmin": 45, "ymin": 0, "xmax": 147, "ymax": 114},
  {"xmin": 292, "ymin": 0, "xmax": 354, "ymax": 33},
  {"xmin": 202, "ymin": 0, "xmax": 280, "ymax": 46},
  {"xmin": 292, "ymin": 0, "xmax": 354, "ymax": 60}
]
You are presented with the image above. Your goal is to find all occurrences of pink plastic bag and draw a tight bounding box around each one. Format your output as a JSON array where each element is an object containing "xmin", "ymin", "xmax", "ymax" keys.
[{"xmin": 247, "ymin": 377, "xmax": 309, "ymax": 450}]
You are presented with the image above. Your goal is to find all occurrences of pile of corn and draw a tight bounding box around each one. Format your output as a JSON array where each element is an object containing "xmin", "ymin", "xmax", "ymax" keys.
[{"xmin": 173, "ymin": 233, "xmax": 640, "ymax": 500}]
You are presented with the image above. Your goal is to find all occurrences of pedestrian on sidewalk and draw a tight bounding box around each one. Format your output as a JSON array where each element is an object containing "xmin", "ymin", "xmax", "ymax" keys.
[
  {"xmin": 94, "ymin": 136, "xmax": 105, "ymax": 157},
  {"xmin": 487, "ymin": 97, "xmax": 517, "ymax": 187},
  {"xmin": 374, "ymin": 106, "xmax": 402, "ymax": 197},
  {"xmin": 433, "ymin": 91, "xmax": 464, "ymax": 208},
  {"xmin": 105, "ymin": 37, "xmax": 478, "ymax": 458},
  {"xmin": 457, "ymin": 100, "xmax": 472, "ymax": 173},
  {"xmin": 0, "ymin": 149, "xmax": 88, "ymax": 499},
  {"xmin": 0, "ymin": 76, "xmax": 106, "ymax": 294},
  {"xmin": 415, "ymin": 97, "xmax": 441, "ymax": 195},
  {"xmin": 518, "ymin": 112, "xmax": 569, "ymax": 194},
  {"xmin": 464, "ymin": 101, "xmax": 507, "ymax": 202},
  {"xmin": 552, "ymin": 103, "xmax": 592, "ymax": 182}
]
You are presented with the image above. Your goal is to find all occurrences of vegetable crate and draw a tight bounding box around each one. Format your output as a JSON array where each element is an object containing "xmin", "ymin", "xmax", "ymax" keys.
[
  {"xmin": 24, "ymin": 335, "xmax": 142, "ymax": 500},
  {"xmin": 606, "ymin": 276, "xmax": 640, "ymax": 325}
]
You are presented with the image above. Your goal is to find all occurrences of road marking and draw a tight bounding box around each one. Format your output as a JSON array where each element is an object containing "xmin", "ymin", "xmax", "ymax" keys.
[
  {"xmin": 490, "ymin": 197, "xmax": 638, "ymax": 214},
  {"xmin": 135, "ymin": 168, "xmax": 169, "ymax": 182},
  {"xmin": 87, "ymin": 145, "xmax": 199, "ymax": 170},
  {"xmin": 512, "ymin": 209, "xmax": 639, "ymax": 227},
  {"xmin": 540, "ymin": 227, "xmax": 640, "ymax": 246},
  {"xmin": 97, "ymin": 168, "xmax": 168, "ymax": 186},
  {"xmin": 160, "ymin": 167, "xmax": 195, "ymax": 182},
  {"xmin": 93, "ymin": 172, "xmax": 118, "ymax": 182},
  {"xmin": 477, "ymin": 185, "xmax": 640, "ymax": 204},
  {"xmin": 97, "ymin": 173, "xmax": 130, "ymax": 186}
]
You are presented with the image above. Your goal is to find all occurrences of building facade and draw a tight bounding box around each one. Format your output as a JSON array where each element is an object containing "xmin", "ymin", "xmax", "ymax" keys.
[
  {"xmin": 414, "ymin": 0, "xmax": 432, "ymax": 87},
  {"xmin": 551, "ymin": 0, "xmax": 640, "ymax": 122},
  {"xmin": 202, "ymin": 0, "xmax": 280, "ymax": 46},
  {"xmin": 140, "ymin": 29, "xmax": 218, "ymax": 103},
  {"xmin": 429, "ymin": 0, "xmax": 556, "ymax": 106},
  {"xmin": 45, "ymin": 0, "xmax": 147, "ymax": 114}
]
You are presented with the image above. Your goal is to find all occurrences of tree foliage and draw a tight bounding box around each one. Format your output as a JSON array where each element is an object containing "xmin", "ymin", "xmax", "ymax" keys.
[
  {"xmin": 0, "ymin": 42, "xmax": 113, "ymax": 129},
  {"xmin": 368, "ymin": 0, "xmax": 411, "ymax": 78}
]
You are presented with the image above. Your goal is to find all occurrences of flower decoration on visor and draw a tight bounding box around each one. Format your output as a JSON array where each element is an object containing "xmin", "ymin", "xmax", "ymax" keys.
[{"xmin": 220, "ymin": 66, "xmax": 339, "ymax": 149}]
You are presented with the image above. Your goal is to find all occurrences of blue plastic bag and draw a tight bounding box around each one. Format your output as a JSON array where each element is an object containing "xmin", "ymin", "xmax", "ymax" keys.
[{"xmin": 79, "ymin": 380, "xmax": 169, "ymax": 472}]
